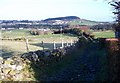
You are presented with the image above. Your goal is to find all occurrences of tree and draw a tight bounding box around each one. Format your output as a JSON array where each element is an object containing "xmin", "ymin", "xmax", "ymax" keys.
[{"xmin": 110, "ymin": 0, "xmax": 120, "ymax": 38}]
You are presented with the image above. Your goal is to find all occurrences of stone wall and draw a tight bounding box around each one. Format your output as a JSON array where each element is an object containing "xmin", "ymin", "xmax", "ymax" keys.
[
  {"xmin": 0, "ymin": 45, "xmax": 75, "ymax": 81},
  {"xmin": 0, "ymin": 56, "xmax": 35, "ymax": 81},
  {"xmin": 0, "ymin": 31, "xmax": 92, "ymax": 81}
]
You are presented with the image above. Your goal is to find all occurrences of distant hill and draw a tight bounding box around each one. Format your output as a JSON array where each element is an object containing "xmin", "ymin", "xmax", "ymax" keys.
[
  {"xmin": 43, "ymin": 16, "xmax": 80, "ymax": 22},
  {"xmin": 42, "ymin": 16, "xmax": 100, "ymax": 26}
]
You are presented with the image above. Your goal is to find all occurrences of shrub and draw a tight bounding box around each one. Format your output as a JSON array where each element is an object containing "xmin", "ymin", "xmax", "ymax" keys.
[
  {"xmin": 106, "ymin": 38, "xmax": 120, "ymax": 81},
  {"xmin": 14, "ymin": 38, "xmax": 26, "ymax": 41}
]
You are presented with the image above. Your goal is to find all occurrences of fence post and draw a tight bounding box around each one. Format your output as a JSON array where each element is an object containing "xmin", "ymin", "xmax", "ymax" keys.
[
  {"xmin": 41, "ymin": 41, "xmax": 44, "ymax": 51},
  {"xmin": 26, "ymin": 39, "xmax": 29, "ymax": 52},
  {"xmin": 70, "ymin": 39, "xmax": 72, "ymax": 46},
  {"xmin": 53, "ymin": 41, "xmax": 56, "ymax": 49},
  {"xmin": 67, "ymin": 41, "xmax": 68, "ymax": 46},
  {"xmin": 67, "ymin": 40, "xmax": 70, "ymax": 46},
  {"xmin": 73, "ymin": 40, "xmax": 76, "ymax": 46},
  {"xmin": 61, "ymin": 39, "xmax": 64, "ymax": 48}
]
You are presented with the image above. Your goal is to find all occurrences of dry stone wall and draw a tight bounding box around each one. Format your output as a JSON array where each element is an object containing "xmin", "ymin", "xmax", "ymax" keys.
[
  {"xmin": 0, "ymin": 46, "xmax": 75, "ymax": 81},
  {"xmin": 0, "ymin": 56, "xmax": 35, "ymax": 81},
  {"xmin": 0, "ymin": 30, "xmax": 93, "ymax": 81}
]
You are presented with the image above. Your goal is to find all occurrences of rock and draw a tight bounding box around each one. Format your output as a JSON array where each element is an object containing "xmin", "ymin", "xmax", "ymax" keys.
[
  {"xmin": 22, "ymin": 70, "xmax": 31, "ymax": 78},
  {"xmin": 35, "ymin": 50, "xmax": 44, "ymax": 57},
  {"xmin": 13, "ymin": 73, "xmax": 23, "ymax": 81},
  {"xmin": 0, "ymin": 75, "xmax": 4, "ymax": 80},
  {"xmin": 2, "ymin": 68, "xmax": 11, "ymax": 75},
  {"xmin": 0, "ymin": 63, "xmax": 4, "ymax": 68},
  {"xmin": 9, "ymin": 65, "xmax": 16, "ymax": 70},
  {"xmin": 21, "ymin": 53, "xmax": 28, "ymax": 59},
  {"xmin": 9, "ymin": 70, "xmax": 16, "ymax": 76},
  {"xmin": 44, "ymin": 50, "xmax": 51, "ymax": 57},
  {"xmin": 16, "ymin": 65, "xmax": 23, "ymax": 70},
  {"xmin": 0, "ymin": 55, "xmax": 36, "ymax": 81},
  {"xmin": 0, "ymin": 57, "xmax": 3, "ymax": 60},
  {"xmin": 4, "ymin": 60, "xmax": 11, "ymax": 68},
  {"xmin": 32, "ymin": 53, "xmax": 39, "ymax": 62}
]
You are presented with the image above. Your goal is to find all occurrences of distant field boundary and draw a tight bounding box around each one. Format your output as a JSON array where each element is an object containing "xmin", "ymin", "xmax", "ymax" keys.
[{"xmin": 93, "ymin": 30, "xmax": 115, "ymax": 38}]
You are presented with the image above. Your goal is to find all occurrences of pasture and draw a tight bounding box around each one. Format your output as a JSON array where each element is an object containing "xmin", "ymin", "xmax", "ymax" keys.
[
  {"xmin": 0, "ymin": 29, "xmax": 77, "ymax": 58},
  {"xmin": 0, "ymin": 29, "xmax": 115, "ymax": 58},
  {"xmin": 92, "ymin": 30, "xmax": 115, "ymax": 38}
]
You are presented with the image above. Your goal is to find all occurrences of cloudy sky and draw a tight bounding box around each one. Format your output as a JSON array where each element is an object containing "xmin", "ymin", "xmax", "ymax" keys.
[{"xmin": 0, "ymin": 0, "xmax": 114, "ymax": 21}]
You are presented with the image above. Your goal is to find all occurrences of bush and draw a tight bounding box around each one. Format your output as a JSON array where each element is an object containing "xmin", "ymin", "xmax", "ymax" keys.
[
  {"xmin": 106, "ymin": 38, "xmax": 120, "ymax": 81},
  {"xmin": 30, "ymin": 30, "xmax": 53, "ymax": 35},
  {"xmin": 14, "ymin": 38, "xmax": 26, "ymax": 41}
]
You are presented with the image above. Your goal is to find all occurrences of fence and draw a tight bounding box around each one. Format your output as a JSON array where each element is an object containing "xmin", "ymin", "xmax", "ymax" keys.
[{"xmin": 25, "ymin": 38, "xmax": 79, "ymax": 52}]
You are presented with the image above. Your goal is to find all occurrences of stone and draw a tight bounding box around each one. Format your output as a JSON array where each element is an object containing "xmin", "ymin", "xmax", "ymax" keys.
[
  {"xmin": 0, "ymin": 75, "xmax": 4, "ymax": 80},
  {"xmin": 4, "ymin": 60, "xmax": 12, "ymax": 68},
  {"xmin": 13, "ymin": 73, "xmax": 23, "ymax": 81},
  {"xmin": 4, "ymin": 60, "xmax": 11, "ymax": 65},
  {"xmin": 16, "ymin": 65, "xmax": 23, "ymax": 70},
  {"xmin": 9, "ymin": 65, "xmax": 16, "ymax": 70},
  {"xmin": 9, "ymin": 70, "xmax": 17, "ymax": 76},
  {"xmin": 0, "ymin": 64, "xmax": 3, "ymax": 68},
  {"xmin": 0, "ymin": 57, "xmax": 3, "ymax": 60},
  {"xmin": 22, "ymin": 63, "xmax": 27, "ymax": 68},
  {"xmin": 32, "ymin": 53, "xmax": 39, "ymax": 62},
  {"xmin": 2, "ymin": 68, "xmax": 11, "ymax": 75},
  {"xmin": 44, "ymin": 50, "xmax": 51, "ymax": 57},
  {"xmin": 35, "ymin": 50, "xmax": 44, "ymax": 58},
  {"xmin": 0, "ymin": 55, "xmax": 36, "ymax": 81}
]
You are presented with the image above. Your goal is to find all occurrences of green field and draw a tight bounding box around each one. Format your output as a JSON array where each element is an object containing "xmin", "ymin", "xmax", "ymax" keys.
[
  {"xmin": 1, "ymin": 29, "xmax": 76, "ymax": 39},
  {"xmin": 93, "ymin": 30, "xmax": 115, "ymax": 38},
  {"xmin": 0, "ymin": 29, "xmax": 77, "ymax": 58},
  {"xmin": 1, "ymin": 29, "xmax": 30, "ymax": 38},
  {"xmin": 0, "ymin": 29, "xmax": 115, "ymax": 58},
  {"xmin": 69, "ymin": 20, "xmax": 98, "ymax": 26},
  {"xmin": 1, "ymin": 29, "xmax": 115, "ymax": 38}
]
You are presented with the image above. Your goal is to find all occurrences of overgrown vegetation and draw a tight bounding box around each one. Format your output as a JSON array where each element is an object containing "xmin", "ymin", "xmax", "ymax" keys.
[{"xmin": 110, "ymin": 0, "xmax": 120, "ymax": 38}]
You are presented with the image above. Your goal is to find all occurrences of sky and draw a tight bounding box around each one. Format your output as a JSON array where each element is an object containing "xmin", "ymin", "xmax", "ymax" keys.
[{"xmin": 0, "ymin": 0, "xmax": 115, "ymax": 22}]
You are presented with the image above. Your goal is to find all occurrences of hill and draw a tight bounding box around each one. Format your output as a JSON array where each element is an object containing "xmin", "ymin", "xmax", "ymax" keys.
[
  {"xmin": 42, "ymin": 16, "xmax": 100, "ymax": 26},
  {"xmin": 43, "ymin": 16, "xmax": 80, "ymax": 22}
]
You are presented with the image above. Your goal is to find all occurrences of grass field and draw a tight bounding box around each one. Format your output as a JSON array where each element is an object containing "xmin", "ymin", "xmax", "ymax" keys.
[
  {"xmin": 0, "ymin": 29, "xmax": 77, "ymax": 58},
  {"xmin": 1, "ymin": 29, "xmax": 76, "ymax": 39},
  {"xmin": 0, "ymin": 29, "xmax": 115, "ymax": 58},
  {"xmin": 0, "ymin": 29, "xmax": 112, "ymax": 80},
  {"xmin": 69, "ymin": 20, "xmax": 98, "ymax": 26},
  {"xmin": 1, "ymin": 29, "xmax": 30, "ymax": 38},
  {"xmin": 93, "ymin": 30, "xmax": 115, "ymax": 38}
]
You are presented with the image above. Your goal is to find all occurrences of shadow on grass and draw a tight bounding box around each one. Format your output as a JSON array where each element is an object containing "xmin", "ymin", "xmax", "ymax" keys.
[
  {"xmin": 0, "ymin": 46, "xmax": 22, "ymax": 59},
  {"xmin": 30, "ymin": 42, "xmax": 72, "ymax": 50},
  {"xmin": 0, "ymin": 49, "xmax": 15, "ymax": 59}
]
